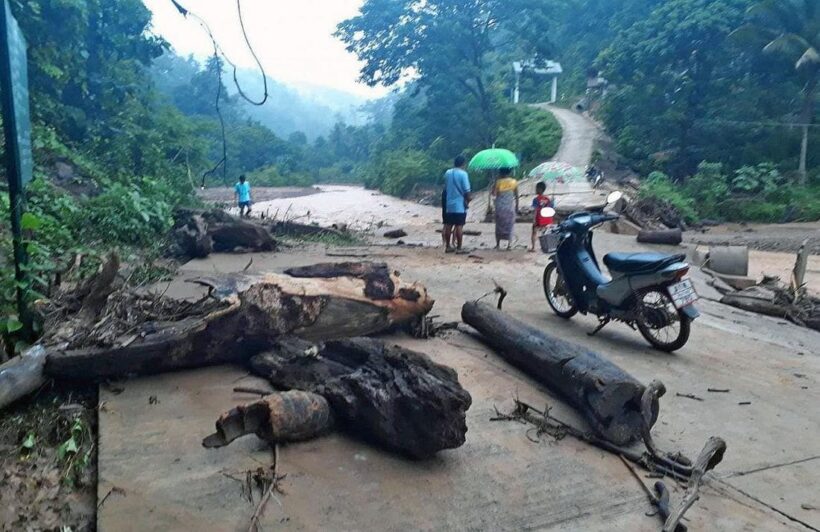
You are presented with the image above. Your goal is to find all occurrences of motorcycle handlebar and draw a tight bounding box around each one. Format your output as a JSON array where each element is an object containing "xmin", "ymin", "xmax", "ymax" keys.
[{"xmin": 558, "ymin": 212, "xmax": 620, "ymax": 232}]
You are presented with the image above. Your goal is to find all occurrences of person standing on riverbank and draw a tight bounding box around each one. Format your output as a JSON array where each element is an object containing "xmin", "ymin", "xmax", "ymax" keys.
[
  {"xmin": 235, "ymin": 174, "xmax": 252, "ymax": 217},
  {"xmin": 442, "ymin": 155, "xmax": 472, "ymax": 253}
]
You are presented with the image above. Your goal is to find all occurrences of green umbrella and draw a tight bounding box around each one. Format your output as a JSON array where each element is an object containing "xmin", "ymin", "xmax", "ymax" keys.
[
  {"xmin": 468, "ymin": 148, "xmax": 520, "ymax": 171},
  {"xmin": 528, "ymin": 161, "xmax": 584, "ymax": 183}
]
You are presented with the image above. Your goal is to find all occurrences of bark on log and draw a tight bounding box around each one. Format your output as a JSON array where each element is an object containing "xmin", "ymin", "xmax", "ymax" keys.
[
  {"xmin": 0, "ymin": 346, "xmax": 47, "ymax": 410},
  {"xmin": 203, "ymin": 390, "xmax": 333, "ymax": 448},
  {"xmin": 209, "ymin": 219, "xmax": 277, "ymax": 252},
  {"xmin": 249, "ymin": 337, "xmax": 472, "ymax": 458},
  {"xmin": 44, "ymin": 267, "xmax": 433, "ymax": 380},
  {"xmin": 637, "ymin": 228, "xmax": 683, "ymax": 245},
  {"xmin": 461, "ymin": 301, "xmax": 656, "ymax": 445},
  {"xmin": 170, "ymin": 208, "xmax": 277, "ymax": 258}
]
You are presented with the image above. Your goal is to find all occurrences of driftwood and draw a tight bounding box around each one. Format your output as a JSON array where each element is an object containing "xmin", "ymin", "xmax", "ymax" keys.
[
  {"xmin": 637, "ymin": 228, "xmax": 683, "ymax": 246},
  {"xmin": 249, "ymin": 337, "xmax": 472, "ymax": 458},
  {"xmin": 663, "ymin": 437, "xmax": 727, "ymax": 532},
  {"xmin": 203, "ymin": 390, "xmax": 333, "ymax": 448},
  {"xmin": 45, "ymin": 268, "xmax": 433, "ymax": 380},
  {"xmin": 0, "ymin": 346, "xmax": 47, "ymax": 410},
  {"xmin": 171, "ymin": 209, "xmax": 277, "ymax": 259},
  {"xmin": 462, "ymin": 301, "xmax": 656, "ymax": 445},
  {"xmin": 209, "ymin": 220, "xmax": 276, "ymax": 252}
]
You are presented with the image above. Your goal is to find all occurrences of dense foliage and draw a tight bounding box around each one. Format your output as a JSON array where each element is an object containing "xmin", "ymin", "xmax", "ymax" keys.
[{"xmin": 0, "ymin": 0, "xmax": 294, "ymax": 347}]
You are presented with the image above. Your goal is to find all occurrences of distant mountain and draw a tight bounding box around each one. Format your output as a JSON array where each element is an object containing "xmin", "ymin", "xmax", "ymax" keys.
[
  {"xmin": 228, "ymin": 68, "xmax": 370, "ymax": 140},
  {"xmin": 150, "ymin": 53, "xmax": 374, "ymax": 140}
]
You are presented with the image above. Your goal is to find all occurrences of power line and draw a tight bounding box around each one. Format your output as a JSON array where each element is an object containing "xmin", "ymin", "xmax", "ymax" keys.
[{"xmin": 169, "ymin": 0, "xmax": 270, "ymax": 188}]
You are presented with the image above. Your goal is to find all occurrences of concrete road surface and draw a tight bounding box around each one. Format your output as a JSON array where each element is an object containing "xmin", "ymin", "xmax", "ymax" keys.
[{"xmin": 97, "ymin": 198, "xmax": 820, "ymax": 531}]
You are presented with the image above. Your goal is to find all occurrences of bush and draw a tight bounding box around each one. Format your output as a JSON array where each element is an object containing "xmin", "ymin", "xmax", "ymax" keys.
[
  {"xmin": 638, "ymin": 171, "xmax": 698, "ymax": 223},
  {"xmin": 496, "ymin": 105, "xmax": 562, "ymax": 164},
  {"xmin": 363, "ymin": 149, "xmax": 444, "ymax": 197},
  {"xmin": 681, "ymin": 162, "xmax": 728, "ymax": 220},
  {"xmin": 83, "ymin": 179, "xmax": 174, "ymax": 246},
  {"xmin": 731, "ymin": 163, "xmax": 781, "ymax": 194}
]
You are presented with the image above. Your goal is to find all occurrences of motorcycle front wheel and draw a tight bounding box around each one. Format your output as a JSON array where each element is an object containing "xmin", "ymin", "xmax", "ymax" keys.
[
  {"xmin": 543, "ymin": 262, "xmax": 578, "ymax": 318},
  {"xmin": 635, "ymin": 287, "xmax": 691, "ymax": 352}
]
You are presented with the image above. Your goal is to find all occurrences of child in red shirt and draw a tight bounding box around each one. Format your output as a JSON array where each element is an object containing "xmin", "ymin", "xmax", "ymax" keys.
[{"xmin": 530, "ymin": 182, "xmax": 553, "ymax": 252}]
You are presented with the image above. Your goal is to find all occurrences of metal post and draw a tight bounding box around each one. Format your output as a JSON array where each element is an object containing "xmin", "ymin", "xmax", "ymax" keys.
[
  {"xmin": 551, "ymin": 76, "xmax": 558, "ymax": 104},
  {"xmin": 514, "ymin": 71, "xmax": 520, "ymax": 104},
  {"xmin": 0, "ymin": 0, "xmax": 33, "ymax": 324}
]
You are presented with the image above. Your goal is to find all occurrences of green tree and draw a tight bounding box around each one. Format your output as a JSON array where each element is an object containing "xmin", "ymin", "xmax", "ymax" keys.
[
  {"xmin": 337, "ymin": 0, "xmax": 554, "ymax": 148},
  {"xmin": 733, "ymin": 0, "xmax": 819, "ymax": 184}
]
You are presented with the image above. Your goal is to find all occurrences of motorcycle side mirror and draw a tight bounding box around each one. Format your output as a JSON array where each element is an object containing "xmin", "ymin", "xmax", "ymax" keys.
[{"xmin": 606, "ymin": 191, "xmax": 623, "ymax": 205}]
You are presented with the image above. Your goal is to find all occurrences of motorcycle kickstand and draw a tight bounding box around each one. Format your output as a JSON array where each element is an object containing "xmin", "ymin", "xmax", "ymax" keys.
[{"xmin": 588, "ymin": 318, "xmax": 611, "ymax": 337}]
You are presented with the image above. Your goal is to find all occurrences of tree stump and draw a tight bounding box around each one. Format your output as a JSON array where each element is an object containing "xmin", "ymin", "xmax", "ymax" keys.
[{"xmin": 250, "ymin": 337, "xmax": 472, "ymax": 458}]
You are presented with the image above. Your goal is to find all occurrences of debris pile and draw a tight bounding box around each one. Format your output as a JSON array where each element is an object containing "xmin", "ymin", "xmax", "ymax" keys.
[
  {"xmin": 625, "ymin": 196, "xmax": 686, "ymax": 230},
  {"xmin": 703, "ymin": 240, "xmax": 819, "ymax": 331}
]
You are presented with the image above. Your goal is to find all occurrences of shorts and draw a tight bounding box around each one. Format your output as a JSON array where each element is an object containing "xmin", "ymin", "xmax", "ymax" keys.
[
  {"xmin": 238, "ymin": 201, "xmax": 251, "ymax": 208},
  {"xmin": 443, "ymin": 212, "xmax": 467, "ymax": 226},
  {"xmin": 533, "ymin": 218, "xmax": 553, "ymax": 228}
]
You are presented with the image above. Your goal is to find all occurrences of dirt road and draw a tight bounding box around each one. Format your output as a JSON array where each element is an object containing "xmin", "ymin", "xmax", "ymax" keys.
[
  {"xmin": 469, "ymin": 105, "xmax": 604, "ymax": 222},
  {"xmin": 536, "ymin": 104, "xmax": 600, "ymax": 168},
  {"xmin": 97, "ymin": 186, "xmax": 820, "ymax": 531}
]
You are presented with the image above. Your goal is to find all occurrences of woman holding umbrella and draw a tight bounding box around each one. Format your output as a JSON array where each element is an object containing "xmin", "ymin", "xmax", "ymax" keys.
[{"xmin": 491, "ymin": 167, "xmax": 519, "ymax": 250}]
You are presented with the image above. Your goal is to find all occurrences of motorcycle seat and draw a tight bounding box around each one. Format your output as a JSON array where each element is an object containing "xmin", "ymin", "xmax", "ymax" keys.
[{"xmin": 603, "ymin": 252, "xmax": 686, "ymax": 274}]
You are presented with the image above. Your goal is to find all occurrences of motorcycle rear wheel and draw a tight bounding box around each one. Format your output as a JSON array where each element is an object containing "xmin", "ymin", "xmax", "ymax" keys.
[
  {"xmin": 635, "ymin": 287, "xmax": 691, "ymax": 352},
  {"xmin": 543, "ymin": 262, "xmax": 578, "ymax": 319}
]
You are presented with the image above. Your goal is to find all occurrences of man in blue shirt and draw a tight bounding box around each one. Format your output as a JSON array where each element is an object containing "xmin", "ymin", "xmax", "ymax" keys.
[
  {"xmin": 442, "ymin": 155, "xmax": 472, "ymax": 253},
  {"xmin": 234, "ymin": 174, "xmax": 252, "ymax": 217}
]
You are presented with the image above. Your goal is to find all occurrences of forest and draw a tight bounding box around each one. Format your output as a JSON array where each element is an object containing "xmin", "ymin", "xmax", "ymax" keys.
[{"xmin": 0, "ymin": 0, "xmax": 819, "ymax": 345}]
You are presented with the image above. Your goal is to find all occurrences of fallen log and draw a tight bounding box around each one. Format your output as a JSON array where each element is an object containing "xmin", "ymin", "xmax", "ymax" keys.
[
  {"xmin": 462, "ymin": 301, "xmax": 656, "ymax": 445},
  {"xmin": 721, "ymin": 289, "xmax": 788, "ymax": 319},
  {"xmin": 209, "ymin": 219, "xmax": 276, "ymax": 252},
  {"xmin": 250, "ymin": 337, "xmax": 472, "ymax": 458},
  {"xmin": 637, "ymin": 228, "xmax": 683, "ymax": 245},
  {"xmin": 0, "ymin": 346, "xmax": 47, "ymax": 410},
  {"xmin": 203, "ymin": 390, "xmax": 333, "ymax": 448},
  {"xmin": 270, "ymin": 220, "xmax": 348, "ymax": 240},
  {"xmin": 170, "ymin": 208, "xmax": 277, "ymax": 258},
  {"xmin": 44, "ymin": 265, "xmax": 434, "ymax": 380}
]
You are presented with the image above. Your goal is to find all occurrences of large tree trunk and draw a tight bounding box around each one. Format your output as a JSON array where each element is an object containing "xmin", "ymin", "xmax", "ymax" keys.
[
  {"xmin": 44, "ymin": 266, "xmax": 434, "ymax": 381},
  {"xmin": 462, "ymin": 301, "xmax": 656, "ymax": 445},
  {"xmin": 249, "ymin": 337, "xmax": 472, "ymax": 458}
]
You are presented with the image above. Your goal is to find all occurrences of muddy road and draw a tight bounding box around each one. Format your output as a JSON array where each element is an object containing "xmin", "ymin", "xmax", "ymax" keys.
[{"xmin": 95, "ymin": 185, "xmax": 820, "ymax": 531}]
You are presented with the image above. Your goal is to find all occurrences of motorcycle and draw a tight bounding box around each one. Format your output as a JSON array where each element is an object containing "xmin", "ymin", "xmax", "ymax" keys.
[
  {"xmin": 540, "ymin": 192, "xmax": 699, "ymax": 352},
  {"xmin": 585, "ymin": 165, "xmax": 604, "ymax": 189}
]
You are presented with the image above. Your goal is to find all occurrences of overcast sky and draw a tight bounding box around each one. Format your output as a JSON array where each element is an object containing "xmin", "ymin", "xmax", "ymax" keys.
[{"xmin": 144, "ymin": 0, "xmax": 387, "ymax": 99}]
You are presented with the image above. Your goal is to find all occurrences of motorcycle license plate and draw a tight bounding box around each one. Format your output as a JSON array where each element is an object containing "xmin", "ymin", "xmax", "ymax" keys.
[{"xmin": 668, "ymin": 279, "xmax": 698, "ymax": 309}]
